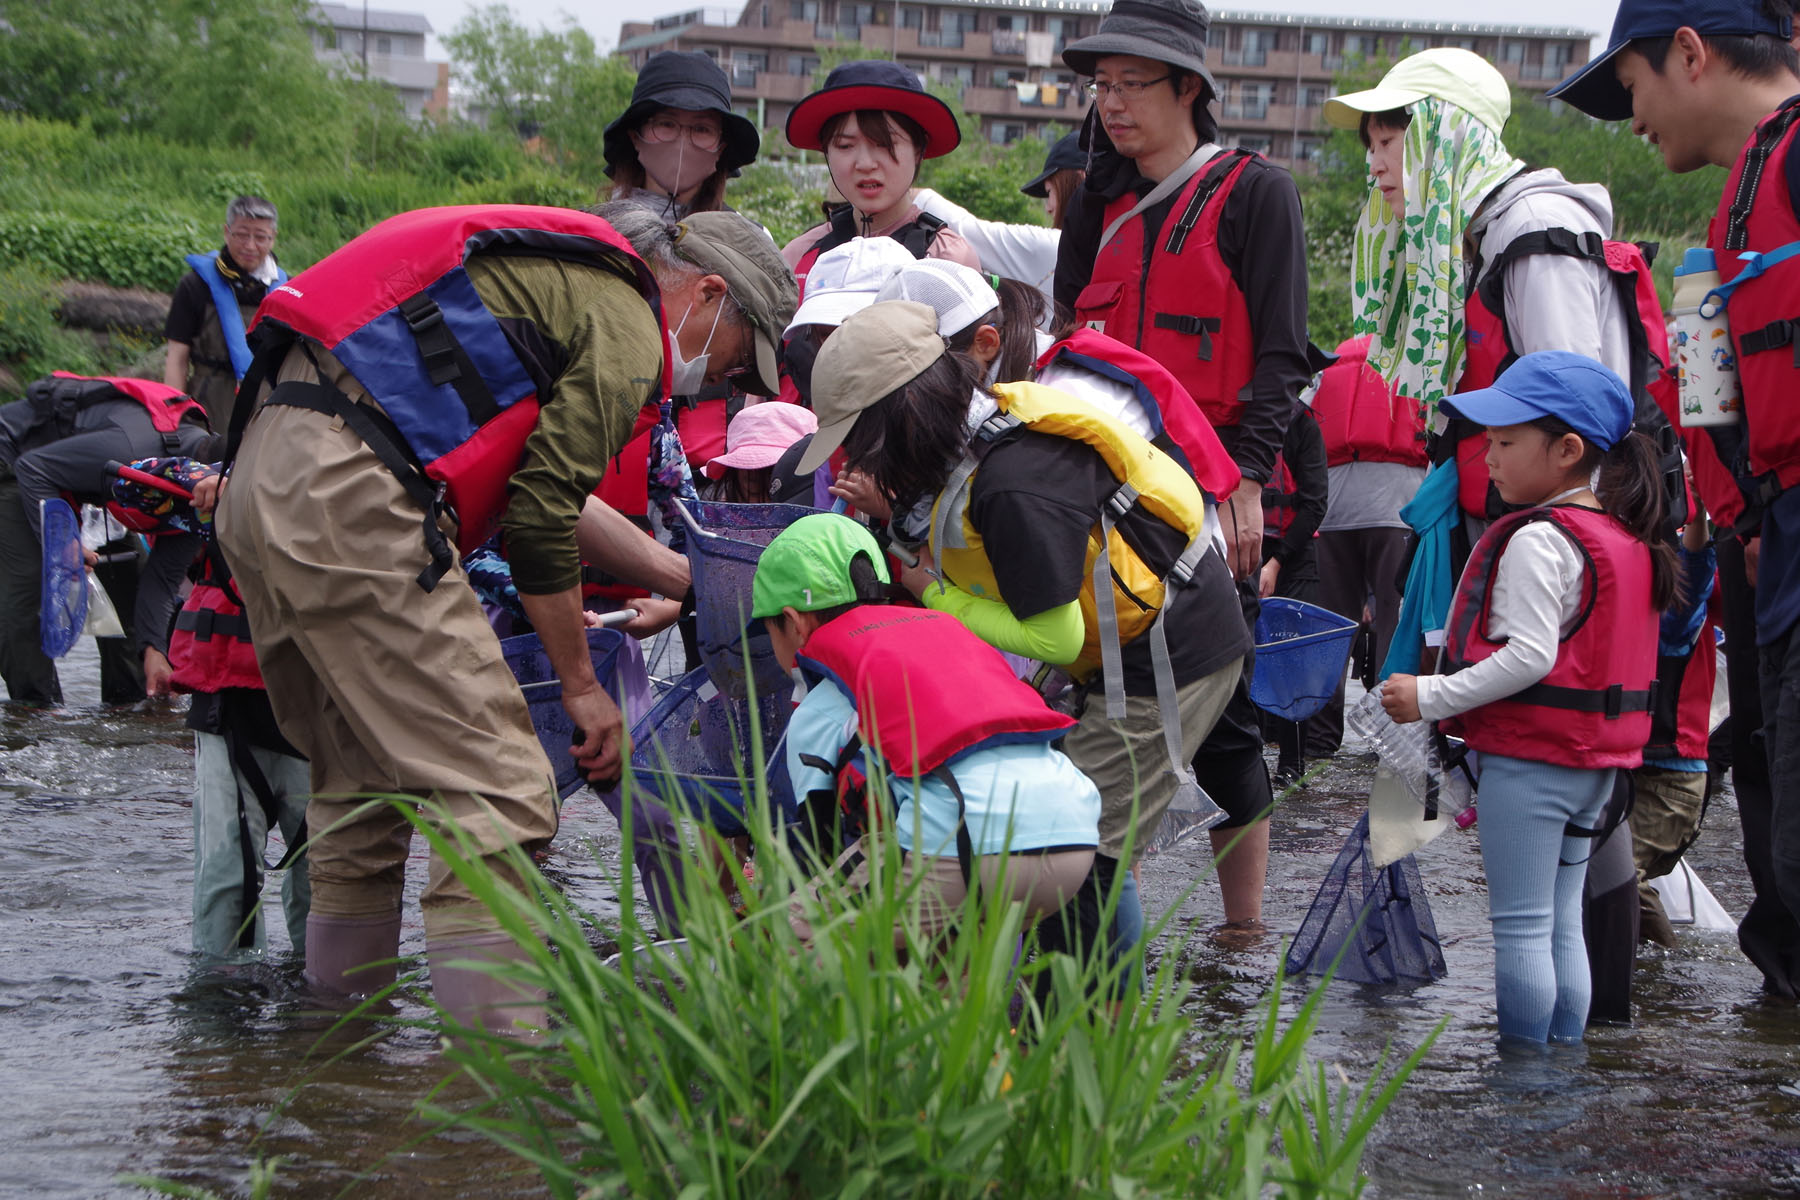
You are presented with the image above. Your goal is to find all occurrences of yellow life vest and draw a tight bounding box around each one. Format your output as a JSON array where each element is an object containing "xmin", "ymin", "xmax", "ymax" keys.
[{"xmin": 929, "ymin": 380, "xmax": 1210, "ymax": 682}]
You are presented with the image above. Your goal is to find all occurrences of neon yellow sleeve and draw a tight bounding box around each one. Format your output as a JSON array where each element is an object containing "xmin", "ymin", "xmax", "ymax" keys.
[{"xmin": 920, "ymin": 583, "xmax": 1085, "ymax": 664}]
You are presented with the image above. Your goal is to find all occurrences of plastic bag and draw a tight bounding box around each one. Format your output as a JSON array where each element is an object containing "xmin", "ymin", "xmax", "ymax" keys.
[
  {"xmin": 39, "ymin": 498, "xmax": 87, "ymax": 658},
  {"xmin": 82, "ymin": 571, "xmax": 124, "ymax": 638}
]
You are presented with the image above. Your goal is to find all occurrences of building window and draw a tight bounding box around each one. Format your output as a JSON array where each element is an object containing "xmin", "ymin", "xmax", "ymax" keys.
[
  {"xmin": 787, "ymin": 53, "xmax": 819, "ymax": 75},
  {"xmin": 789, "ymin": 0, "xmax": 818, "ymax": 20},
  {"xmin": 1294, "ymin": 136, "xmax": 1323, "ymax": 163},
  {"xmin": 991, "ymin": 122, "xmax": 1026, "ymax": 145},
  {"xmin": 1237, "ymin": 134, "xmax": 1272, "ymax": 154},
  {"xmin": 1303, "ymin": 85, "xmax": 1328, "ymax": 109},
  {"xmin": 1303, "ymin": 31, "xmax": 1328, "ymax": 57}
]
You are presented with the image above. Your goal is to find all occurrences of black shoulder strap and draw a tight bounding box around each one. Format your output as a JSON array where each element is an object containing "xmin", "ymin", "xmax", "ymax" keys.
[
  {"xmin": 1725, "ymin": 96, "xmax": 1800, "ymax": 252},
  {"xmin": 1473, "ymin": 227, "xmax": 1607, "ymax": 312},
  {"xmin": 1165, "ymin": 148, "xmax": 1252, "ymax": 256},
  {"xmin": 898, "ymin": 211, "xmax": 948, "ymax": 259}
]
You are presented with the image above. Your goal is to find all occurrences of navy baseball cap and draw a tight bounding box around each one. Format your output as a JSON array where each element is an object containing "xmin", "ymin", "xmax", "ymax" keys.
[
  {"xmin": 1438, "ymin": 351, "xmax": 1635, "ymax": 450},
  {"xmin": 1548, "ymin": 0, "xmax": 1794, "ymax": 120}
]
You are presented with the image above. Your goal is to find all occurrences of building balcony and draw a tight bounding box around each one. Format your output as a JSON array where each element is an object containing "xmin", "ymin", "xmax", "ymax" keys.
[
  {"xmin": 813, "ymin": 21, "xmax": 862, "ymax": 40},
  {"xmin": 1216, "ymin": 102, "xmax": 1304, "ymax": 132},
  {"xmin": 916, "ymin": 28, "xmax": 965, "ymax": 48},
  {"xmin": 961, "ymin": 83, "xmax": 1077, "ymax": 118},
  {"xmin": 992, "ymin": 30, "xmax": 1024, "ymax": 56}
]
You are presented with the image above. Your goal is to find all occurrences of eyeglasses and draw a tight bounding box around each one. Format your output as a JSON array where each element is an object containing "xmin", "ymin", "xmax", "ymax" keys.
[
  {"xmin": 639, "ymin": 115, "xmax": 724, "ymax": 153},
  {"xmin": 1083, "ymin": 75, "xmax": 1172, "ymax": 101}
]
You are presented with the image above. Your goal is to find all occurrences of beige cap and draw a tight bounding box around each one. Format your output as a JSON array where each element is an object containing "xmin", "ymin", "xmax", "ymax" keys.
[
  {"xmin": 797, "ymin": 300, "xmax": 945, "ymax": 474},
  {"xmin": 1324, "ymin": 48, "xmax": 1511, "ymax": 136}
]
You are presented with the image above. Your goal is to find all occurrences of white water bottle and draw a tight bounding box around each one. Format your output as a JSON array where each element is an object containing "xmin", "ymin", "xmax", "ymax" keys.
[{"xmin": 1671, "ymin": 247, "xmax": 1743, "ymax": 427}]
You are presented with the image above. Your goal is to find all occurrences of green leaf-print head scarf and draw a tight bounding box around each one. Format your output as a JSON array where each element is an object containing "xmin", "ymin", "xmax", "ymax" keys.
[{"xmin": 1351, "ymin": 96, "xmax": 1522, "ymax": 431}]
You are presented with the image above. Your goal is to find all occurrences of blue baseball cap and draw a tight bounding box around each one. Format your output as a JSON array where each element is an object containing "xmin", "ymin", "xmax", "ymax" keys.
[
  {"xmin": 1548, "ymin": 0, "xmax": 1794, "ymax": 120},
  {"xmin": 1439, "ymin": 351, "xmax": 1635, "ymax": 450}
]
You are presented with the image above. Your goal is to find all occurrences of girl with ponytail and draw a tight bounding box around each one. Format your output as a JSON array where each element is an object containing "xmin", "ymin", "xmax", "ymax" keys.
[{"xmin": 1381, "ymin": 351, "xmax": 1664, "ymax": 1044}]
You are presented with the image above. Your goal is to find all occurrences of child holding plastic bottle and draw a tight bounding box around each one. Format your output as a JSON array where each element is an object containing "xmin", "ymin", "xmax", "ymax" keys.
[{"xmin": 1381, "ymin": 352, "xmax": 1670, "ymax": 1043}]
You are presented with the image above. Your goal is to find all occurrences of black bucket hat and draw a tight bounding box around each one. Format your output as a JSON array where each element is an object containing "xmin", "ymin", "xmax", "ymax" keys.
[
  {"xmin": 785, "ymin": 59, "xmax": 961, "ymax": 158},
  {"xmin": 1062, "ymin": 0, "xmax": 1217, "ymax": 99},
  {"xmin": 1020, "ymin": 131, "xmax": 1086, "ymax": 197},
  {"xmin": 604, "ymin": 51, "xmax": 761, "ymax": 176}
]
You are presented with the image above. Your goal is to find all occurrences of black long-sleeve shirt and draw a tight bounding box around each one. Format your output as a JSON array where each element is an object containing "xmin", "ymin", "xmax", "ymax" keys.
[
  {"xmin": 0, "ymin": 395, "xmax": 218, "ymax": 655},
  {"xmin": 1054, "ymin": 151, "xmax": 1312, "ymax": 485},
  {"xmin": 1262, "ymin": 404, "xmax": 1328, "ymax": 566}
]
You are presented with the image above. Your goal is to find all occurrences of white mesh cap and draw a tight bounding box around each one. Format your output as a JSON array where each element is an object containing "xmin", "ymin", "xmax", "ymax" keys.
[
  {"xmin": 784, "ymin": 237, "xmax": 918, "ymax": 337},
  {"xmin": 872, "ymin": 259, "xmax": 1000, "ymax": 338}
]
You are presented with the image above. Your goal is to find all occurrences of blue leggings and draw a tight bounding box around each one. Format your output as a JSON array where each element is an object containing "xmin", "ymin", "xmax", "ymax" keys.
[{"xmin": 1476, "ymin": 754, "xmax": 1613, "ymax": 1043}]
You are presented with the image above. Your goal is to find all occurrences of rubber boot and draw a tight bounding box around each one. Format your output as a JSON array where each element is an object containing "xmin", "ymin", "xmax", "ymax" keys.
[
  {"xmin": 427, "ymin": 930, "xmax": 547, "ymax": 1037},
  {"xmin": 304, "ymin": 911, "xmax": 402, "ymax": 1001}
]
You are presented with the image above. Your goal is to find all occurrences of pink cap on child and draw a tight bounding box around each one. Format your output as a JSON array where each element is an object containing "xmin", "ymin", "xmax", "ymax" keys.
[{"xmin": 703, "ymin": 402, "xmax": 819, "ymax": 478}]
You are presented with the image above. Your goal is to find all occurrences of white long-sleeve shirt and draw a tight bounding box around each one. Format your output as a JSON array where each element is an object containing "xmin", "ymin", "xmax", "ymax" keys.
[
  {"xmin": 1415, "ymin": 519, "xmax": 1587, "ymax": 722},
  {"xmin": 912, "ymin": 188, "xmax": 1060, "ymax": 305}
]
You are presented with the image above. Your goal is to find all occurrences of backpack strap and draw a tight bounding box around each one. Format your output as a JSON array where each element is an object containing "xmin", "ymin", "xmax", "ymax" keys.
[{"xmin": 1724, "ymin": 95, "xmax": 1800, "ymax": 252}]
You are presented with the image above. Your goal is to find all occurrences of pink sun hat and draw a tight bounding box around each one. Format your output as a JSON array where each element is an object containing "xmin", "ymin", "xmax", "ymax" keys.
[{"xmin": 704, "ymin": 401, "xmax": 819, "ymax": 478}]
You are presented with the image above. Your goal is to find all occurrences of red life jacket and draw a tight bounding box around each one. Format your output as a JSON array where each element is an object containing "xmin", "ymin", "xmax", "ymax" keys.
[
  {"xmin": 1454, "ymin": 231, "xmax": 1681, "ymax": 523},
  {"xmin": 797, "ymin": 606, "xmax": 1073, "ymax": 780},
  {"xmin": 252, "ymin": 205, "xmax": 670, "ymax": 556},
  {"xmin": 1072, "ymin": 149, "xmax": 1256, "ymax": 431},
  {"xmin": 28, "ymin": 373, "xmax": 208, "ymax": 533},
  {"xmin": 1033, "ymin": 327, "xmax": 1243, "ymax": 502},
  {"xmin": 1439, "ymin": 505, "xmax": 1658, "ymax": 769},
  {"xmin": 1309, "ymin": 335, "xmax": 1427, "ymax": 468},
  {"xmin": 1648, "ymin": 590, "xmax": 1721, "ymax": 762},
  {"xmin": 167, "ymin": 550, "xmax": 264, "ymax": 694},
  {"xmin": 1708, "ymin": 97, "xmax": 1800, "ymax": 491},
  {"xmin": 1262, "ymin": 452, "xmax": 1297, "ymax": 541}
]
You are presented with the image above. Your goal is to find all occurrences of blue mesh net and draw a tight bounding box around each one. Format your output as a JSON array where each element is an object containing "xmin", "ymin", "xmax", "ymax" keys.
[
  {"xmin": 1284, "ymin": 814, "xmax": 1447, "ymax": 986},
  {"xmin": 677, "ymin": 500, "xmax": 816, "ymax": 703},
  {"xmin": 39, "ymin": 498, "xmax": 86, "ymax": 659},
  {"xmin": 503, "ymin": 628, "xmax": 629, "ymax": 799},
  {"xmin": 1249, "ymin": 597, "xmax": 1358, "ymax": 721},
  {"xmin": 628, "ymin": 666, "xmax": 796, "ymax": 839}
]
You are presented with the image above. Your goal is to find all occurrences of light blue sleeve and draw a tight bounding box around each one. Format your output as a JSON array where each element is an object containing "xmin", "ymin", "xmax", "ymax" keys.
[{"xmin": 783, "ymin": 682, "xmax": 860, "ymax": 812}]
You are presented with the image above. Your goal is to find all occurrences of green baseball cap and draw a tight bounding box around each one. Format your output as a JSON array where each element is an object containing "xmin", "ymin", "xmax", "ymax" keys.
[
  {"xmin": 672, "ymin": 211, "xmax": 799, "ymax": 396},
  {"xmin": 751, "ymin": 512, "xmax": 892, "ymax": 618}
]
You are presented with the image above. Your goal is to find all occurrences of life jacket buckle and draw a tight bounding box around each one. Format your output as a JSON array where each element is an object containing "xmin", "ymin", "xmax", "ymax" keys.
[{"xmin": 1105, "ymin": 482, "xmax": 1140, "ymax": 518}]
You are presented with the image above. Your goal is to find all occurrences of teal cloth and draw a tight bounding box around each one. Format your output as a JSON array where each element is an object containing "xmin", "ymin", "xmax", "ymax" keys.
[{"xmin": 1380, "ymin": 459, "xmax": 1460, "ymax": 679}]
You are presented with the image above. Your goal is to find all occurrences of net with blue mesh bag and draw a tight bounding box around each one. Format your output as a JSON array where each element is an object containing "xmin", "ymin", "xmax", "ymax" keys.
[
  {"xmin": 1248, "ymin": 597, "xmax": 1359, "ymax": 722},
  {"xmin": 629, "ymin": 666, "xmax": 797, "ymax": 839},
  {"xmin": 1284, "ymin": 813, "xmax": 1447, "ymax": 986},
  {"xmin": 39, "ymin": 498, "xmax": 87, "ymax": 658},
  {"xmin": 502, "ymin": 627, "xmax": 633, "ymax": 799},
  {"xmin": 675, "ymin": 498, "xmax": 815, "ymax": 703},
  {"xmin": 623, "ymin": 499, "xmax": 814, "ymax": 838}
]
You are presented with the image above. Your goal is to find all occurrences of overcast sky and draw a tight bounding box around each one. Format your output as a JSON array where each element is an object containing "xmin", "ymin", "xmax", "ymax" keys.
[{"xmin": 405, "ymin": 0, "xmax": 1623, "ymax": 59}]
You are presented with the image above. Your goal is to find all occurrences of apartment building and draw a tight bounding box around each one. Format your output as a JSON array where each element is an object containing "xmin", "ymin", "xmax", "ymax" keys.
[
  {"xmin": 615, "ymin": 3, "xmax": 1591, "ymax": 170},
  {"xmin": 312, "ymin": 3, "xmax": 450, "ymax": 118}
]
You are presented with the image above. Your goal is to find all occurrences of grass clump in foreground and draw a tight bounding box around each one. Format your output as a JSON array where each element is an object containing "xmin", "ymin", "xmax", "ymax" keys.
[{"xmin": 406, "ymin": 761, "xmax": 1437, "ymax": 1199}]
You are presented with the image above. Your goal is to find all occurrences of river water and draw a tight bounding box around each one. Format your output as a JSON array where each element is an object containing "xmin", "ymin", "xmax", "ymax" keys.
[{"xmin": 4, "ymin": 643, "xmax": 1797, "ymax": 1197}]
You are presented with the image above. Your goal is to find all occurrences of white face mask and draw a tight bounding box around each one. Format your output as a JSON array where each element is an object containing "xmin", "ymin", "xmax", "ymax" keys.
[{"xmin": 667, "ymin": 293, "xmax": 727, "ymax": 395}]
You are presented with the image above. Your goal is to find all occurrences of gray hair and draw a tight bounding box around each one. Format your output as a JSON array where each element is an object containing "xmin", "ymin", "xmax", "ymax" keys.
[
  {"xmin": 225, "ymin": 194, "xmax": 278, "ymax": 228},
  {"xmin": 589, "ymin": 201, "xmax": 694, "ymax": 281},
  {"xmin": 589, "ymin": 200, "xmax": 744, "ymax": 324}
]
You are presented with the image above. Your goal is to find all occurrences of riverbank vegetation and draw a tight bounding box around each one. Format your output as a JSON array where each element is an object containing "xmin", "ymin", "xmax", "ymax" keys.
[
  {"xmin": 0, "ymin": 0, "xmax": 1717, "ymax": 382},
  {"xmin": 402, "ymin": 777, "xmax": 1437, "ymax": 1197}
]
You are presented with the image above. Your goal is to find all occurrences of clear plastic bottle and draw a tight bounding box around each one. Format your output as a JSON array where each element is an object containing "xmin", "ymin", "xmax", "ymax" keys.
[{"xmin": 1348, "ymin": 689, "xmax": 1477, "ymax": 827}]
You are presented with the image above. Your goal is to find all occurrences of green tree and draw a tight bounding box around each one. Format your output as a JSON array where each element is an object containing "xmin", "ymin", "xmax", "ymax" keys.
[
  {"xmin": 444, "ymin": 6, "xmax": 636, "ymax": 181},
  {"xmin": 0, "ymin": 0, "xmax": 175, "ymax": 132}
]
